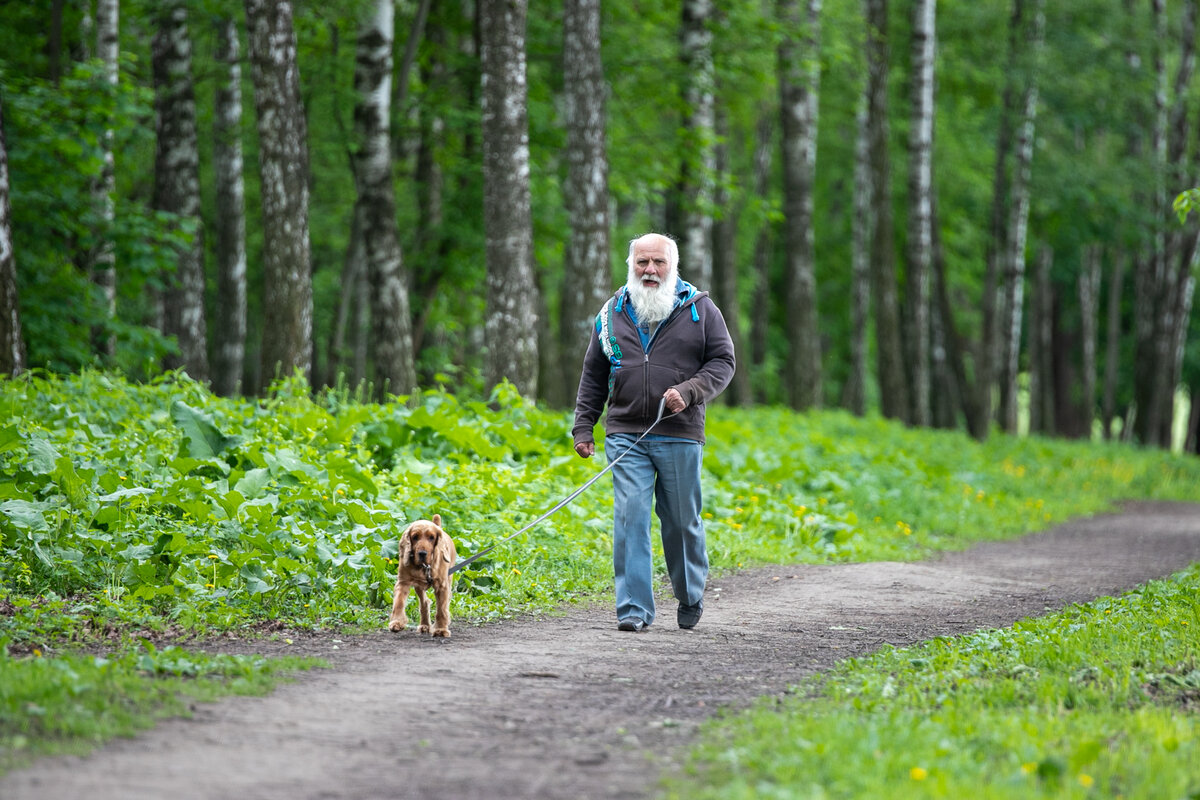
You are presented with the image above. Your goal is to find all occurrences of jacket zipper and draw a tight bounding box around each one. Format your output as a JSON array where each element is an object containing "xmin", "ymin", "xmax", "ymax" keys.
[{"xmin": 636, "ymin": 299, "xmax": 695, "ymax": 420}]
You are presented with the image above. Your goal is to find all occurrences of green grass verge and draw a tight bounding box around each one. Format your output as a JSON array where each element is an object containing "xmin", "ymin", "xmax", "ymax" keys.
[
  {"xmin": 0, "ymin": 641, "xmax": 323, "ymax": 772},
  {"xmin": 666, "ymin": 564, "xmax": 1200, "ymax": 800}
]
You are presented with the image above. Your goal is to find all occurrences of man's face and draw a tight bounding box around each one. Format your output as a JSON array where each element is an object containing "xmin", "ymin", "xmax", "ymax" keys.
[{"xmin": 631, "ymin": 239, "xmax": 674, "ymax": 292}]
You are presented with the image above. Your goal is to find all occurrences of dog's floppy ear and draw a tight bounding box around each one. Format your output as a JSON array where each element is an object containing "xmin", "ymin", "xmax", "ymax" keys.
[
  {"xmin": 398, "ymin": 524, "xmax": 414, "ymax": 566},
  {"xmin": 431, "ymin": 514, "xmax": 453, "ymax": 563}
]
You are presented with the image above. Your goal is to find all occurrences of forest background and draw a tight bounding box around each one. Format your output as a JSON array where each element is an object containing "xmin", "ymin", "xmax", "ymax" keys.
[{"xmin": 1, "ymin": 0, "xmax": 1199, "ymax": 451}]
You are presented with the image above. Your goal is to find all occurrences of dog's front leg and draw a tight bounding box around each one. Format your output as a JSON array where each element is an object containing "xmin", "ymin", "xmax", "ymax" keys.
[
  {"xmin": 432, "ymin": 580, "xmax": 452, "ymax": 638},
  {"xmin": 388, "ymin": 582, "xmax": 411, "ymax": 631},
  {"xmin": 416, "ymin": 586, "xmax": 433, "ymax": 634}
]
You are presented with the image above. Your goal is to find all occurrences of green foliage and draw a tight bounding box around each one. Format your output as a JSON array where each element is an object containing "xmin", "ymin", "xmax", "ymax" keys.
[
  {"xmin": 3, "ymin": 371, "xmax": 1199, "ymax": 645},
  {"xmin": 669, "ymin": 564, "xmax": 1200, "ymax": 799},
  {"xmin": 0, "ymin": 58, "xmax": 177, "ymax": 374}
]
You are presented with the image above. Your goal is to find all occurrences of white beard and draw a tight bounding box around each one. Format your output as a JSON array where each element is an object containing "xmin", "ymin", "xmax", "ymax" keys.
[{"xmin": 626, "ymin": 268, "xmax": 677, "ymax": 325}]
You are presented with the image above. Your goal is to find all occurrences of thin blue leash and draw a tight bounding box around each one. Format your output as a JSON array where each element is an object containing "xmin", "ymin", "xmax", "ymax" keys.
[{"xmin": 447, "ymin": 397, "xmax": 672, "ymax": 576}]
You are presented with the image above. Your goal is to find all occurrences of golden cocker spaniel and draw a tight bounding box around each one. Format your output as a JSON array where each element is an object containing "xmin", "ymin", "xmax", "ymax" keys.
[{"xmin": 387, "ymin": 514, "xmax": 457, "ymax": 638}]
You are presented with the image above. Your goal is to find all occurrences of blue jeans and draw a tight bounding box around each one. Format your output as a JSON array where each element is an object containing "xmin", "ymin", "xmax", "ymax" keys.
[{"xmin": 605, "ymin": 433, "xmax": 708, "ymax": 625}]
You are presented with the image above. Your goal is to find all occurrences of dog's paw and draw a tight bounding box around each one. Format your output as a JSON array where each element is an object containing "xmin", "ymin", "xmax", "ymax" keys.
[
  {"xmin": 432, "ymin": 628, "xmax": 450, "ymax": 638},
  {"xmin": 387, "ymin": 620, "xmax": 406, "ymax": 632},
  {"xmin": 417, "ymin": 624, "xmax": 431, "ymax": 634}
]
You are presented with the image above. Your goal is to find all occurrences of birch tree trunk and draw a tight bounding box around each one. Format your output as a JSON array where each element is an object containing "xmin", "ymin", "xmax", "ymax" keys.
[
  {"xmin": 152, "ymin": 1, "xmax": 209, "ymax": 382},
  {"xmin": 1160, "ymin": 0, "xmax": 1199, "ymax": 446},
  {"xmin": 0, "ymin": 94, "xmax": 25, "ymax": 377},
  {"xmin": 560, "ymin": 0, "xmax": 610, "ymax": 403},
  {"xmin": 713, "ymin": 105, "xmax": 752, "ymax": 406},
  {"xmin": 904, "ymin": 0, "xmax": 935, "ymax": 426},
  {"xmin": 843, "ymin": 91, "xmax": 871, "ymax": 416},
  {"xmin": 750, "ymin": 109, "xmax": 774, "ymax": 402},
  {"xmin": 998, "ymin": 0, "xmax": 1044, "ymax": 434},
  {"xmin": 1078, "ymin": 245, "xmax": 1102, "ymax": 438},
  {"xmin": 1134, "ymin": 0, "xmax": 1170, "ymax": 445},
  {"xmin": 244, "ymin": 0, "xmax": 314, "ymax": 385},
  {"xmin": 212, "ymin": 15, "xmax": 247, "ymax": 397},
  {"xmin": 90, "ymin": 0, "xmax": 118, "ymax": 359},
  {"xmin": 779, "ymin": 0, "xmax": 823, "ymax": 411},
  {"xmin": 1028, "ymin": 244, "xmax": 1054, "ymax": 434},
  {"xmin": 865, "ymin": 0, "xmax": 908, "ymax": 421},
  {"xmin": 355, "ymin": 0, "xmax": 417, "ymax": 399},
  {"xmin": 679, "ymin": 0, "xmax": 715, "ymax": 289},
  {"xmin": 973, "ymin": 0, "xmax": 1024, "ymax": 440},
  {"xmin": 480, "ymin": 0, "xmax": 539, "ymax": 396}
]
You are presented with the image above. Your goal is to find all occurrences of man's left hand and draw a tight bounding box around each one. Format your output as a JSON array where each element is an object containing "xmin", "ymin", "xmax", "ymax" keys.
[{"xmin": 663, "ymin": 387, "xmax": 686, "ymax": 414}]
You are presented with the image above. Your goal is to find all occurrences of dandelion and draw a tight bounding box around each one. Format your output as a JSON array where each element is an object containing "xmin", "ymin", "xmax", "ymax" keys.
[
  {"xmin": 511, "ymin": 568, "xmax": 522, "ymax": 575},
  {"xmin": 205, "ymin": 583, "xmax": 214, "ymax": 589},
  {"xmin": 1079, "ymin": 774, "xmax": 1094, "ymax": 788},
  {"xmin": 910, "ymin": 767, "xmax": 928, "ymax": 781},
  {"xmin": 1021, "ymin": 763, "xmax": 1037, "ymax": 775},
  {"xmin": 119, "ymin": 475, "xmax": 127, "ymax": 481},
  {"xmin": 208, "ymin": 554, "xmax": 219, "ymax": 560},
  {"xmin": 337, "ymin": 488, "xmax": 345, "ymax": 495},
  {"xmin": 32, "ymin": 648, "xmax": 42, "ymax": 658}
]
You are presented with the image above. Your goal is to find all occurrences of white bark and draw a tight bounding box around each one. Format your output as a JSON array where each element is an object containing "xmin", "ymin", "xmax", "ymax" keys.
[
  {"xmin": 481, "ymin": 0, "xmax": 539, "ymax": 396},
  {"xmin": 244, "ymin": 0, "xmax": 314, "ymax": 383},
  {"xmin": 998, "ymin": 0, "xmax": 1044, "ymax": 434},
  {"xmin": 355, "ymin": 0, "xmax": 417, "ymax": 398},
  {"xmin": 153, "ymin": 0, "xmax": 209, "ymax": 382},
  {"xmin": 680, "ymin": 0, "xmax": 715, "ymax": 289},
  {"xmin": 213, "ymin": 15, "xmax": 246, "ymax": 396},
  {"xmin": 91, "ymin": 0, "xmax": 118, "ymax": 357},
  {"xmin": 0, "ymin": 94, "xmax": 25, "ymax": 376},
  {"xmin": 847, "ymin": 91, "xmax": 871, "ymax": 416},
  {"xmin": 905, "ymin": 0, "xmax": 935, "ymax": 426},
  {"xmin": 561, "ymin": 0, "xmax": 611, "ymax": 384},
  {"xmin": 779, "ymin": 0, "xmax": 823, "ymax": 410}
]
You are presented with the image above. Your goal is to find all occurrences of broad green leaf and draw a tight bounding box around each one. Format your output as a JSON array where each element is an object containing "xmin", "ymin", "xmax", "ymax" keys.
[
  {"xmin": 239, "ymin": 562, "xmax": 272, "ymax": 594},
  {"xmin": 234, "ymin": 468, "xmax": 271, "ymax": 498},
  {"xmin": 0, "ymin": 424, "xmax": 22, "ymax": 454},
  {"xmin": 97, "ymin": 486, "xmax": 154, "ymax": 503},
  {"xmin": 1, "ymin": 499, "xmax": 50, "ymax": 530},
  {"xmin": 27, "ymin": 437, "xmax": 60, "ymax": 475},
  {"xmin": 171, "ymin": 401, "xmax": 240, "ymax": 459}
]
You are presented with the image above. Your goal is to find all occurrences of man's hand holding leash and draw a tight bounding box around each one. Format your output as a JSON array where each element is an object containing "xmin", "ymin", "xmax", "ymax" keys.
[{"xmin": 574, "ymin": 389, "xmax": 685, "ymax": 460}]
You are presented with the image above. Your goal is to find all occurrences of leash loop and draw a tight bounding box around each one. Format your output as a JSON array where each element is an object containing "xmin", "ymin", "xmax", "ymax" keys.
[{"xmin": 447, "ymin": 397, "xmax": 671, "ymax": 575}]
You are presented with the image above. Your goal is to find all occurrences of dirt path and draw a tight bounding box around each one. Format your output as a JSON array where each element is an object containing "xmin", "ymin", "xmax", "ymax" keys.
[{"xmin": 5, "ymin": 500, "xmax": 1200, "ymax": 800}]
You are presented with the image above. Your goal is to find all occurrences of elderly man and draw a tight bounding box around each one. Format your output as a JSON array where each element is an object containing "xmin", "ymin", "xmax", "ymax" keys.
[{"xmin": 572, "ymin": 232, "xmax": 736, "ymax": 632}]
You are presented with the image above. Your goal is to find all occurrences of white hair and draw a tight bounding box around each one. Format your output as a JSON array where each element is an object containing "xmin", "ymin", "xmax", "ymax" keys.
[{"xmin": 625, "ymin": 233, "xmax": 679, "ymax": 273}]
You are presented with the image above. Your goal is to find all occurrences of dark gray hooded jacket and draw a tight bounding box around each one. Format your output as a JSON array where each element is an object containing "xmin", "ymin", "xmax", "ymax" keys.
[{"xmin": 572, "ymin": 279, "xmax": 735, "ymax": 446}]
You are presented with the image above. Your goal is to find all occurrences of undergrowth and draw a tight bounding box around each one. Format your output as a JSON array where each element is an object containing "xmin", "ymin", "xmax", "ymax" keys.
[{"xmin": 3, "ymin": 370, "xmax": 1200, "ymax": 772}]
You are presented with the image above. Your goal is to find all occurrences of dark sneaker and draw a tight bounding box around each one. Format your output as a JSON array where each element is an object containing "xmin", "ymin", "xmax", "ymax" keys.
[
  {"xmin": 617, "ymin": 618, "xmax": 647, "ymax": 632},
  {"xmin": 677, "ymin": 599, "xmax": 703, "ymax": 629}
]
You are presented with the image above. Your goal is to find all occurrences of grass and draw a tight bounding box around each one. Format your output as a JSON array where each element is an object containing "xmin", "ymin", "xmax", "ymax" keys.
[
  {"xmin": 3, "ymin": 370, "xmax": 1200, "ymax": 775},
  {"xmin": 0, "ymin": 639, "xmax": 323, "ymax": 772},
  {"xmin": 665, "ymin": 564, "xmax": 1200, "ymax": 799}
]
